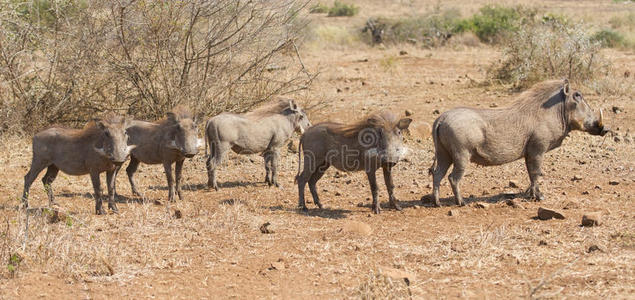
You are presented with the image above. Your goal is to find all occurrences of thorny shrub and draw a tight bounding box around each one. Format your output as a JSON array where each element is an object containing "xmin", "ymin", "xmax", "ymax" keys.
[{"xmin": 0, "ymin": 0, "xmax": 315, "ymax": 135}]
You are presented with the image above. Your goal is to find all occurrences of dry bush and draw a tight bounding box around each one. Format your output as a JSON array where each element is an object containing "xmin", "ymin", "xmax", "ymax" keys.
[
  {"xmin": 356, "ymin": 269, "xmax": 412, "ymax": 299},
  {"xmin": 0, "ymin": 0, "xmax": 315, "ymax": 135},
  {"xmin": 491, "ymin": 17, "xmax": 608, "ymax": 89}
]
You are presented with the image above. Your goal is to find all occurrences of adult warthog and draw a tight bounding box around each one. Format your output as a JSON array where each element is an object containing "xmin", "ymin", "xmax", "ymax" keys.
[
  {"xmin": 295, "ymin": 110, "xmax": 412, "ymax": 214},
  {"xmin": 122, "ymin": 106, "xmax": 199, "ymax": 203},
  {"xmin": 22, "ymin": 114, "xmax": 133, "ymax": 214},
  {"xmin": 428, "ymin": 79, "xmax": 608, "ymax": 207},
  {"xmin": 205, "ymin": 99, "xmax": 311, "ymax": 190}
]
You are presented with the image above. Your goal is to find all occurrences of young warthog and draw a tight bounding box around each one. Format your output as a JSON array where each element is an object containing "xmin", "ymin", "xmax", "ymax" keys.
[
  {"xmin": 428, "ymin": 79, "xmax": 608, "ymax": 207},
  {"xmin": 122, "ymin": 106, "xmax": 199, "ymax": 203},
  {"xmin": 205, "ymin": 99, "xmax": 311, "ymax": 190},
  {"xmin": 295, "ymin": 110, "xmax": 412, "ymax": 213},
  {"xmin": 22, "ymin": 114, "xmax": 133, "ymax": 214}
]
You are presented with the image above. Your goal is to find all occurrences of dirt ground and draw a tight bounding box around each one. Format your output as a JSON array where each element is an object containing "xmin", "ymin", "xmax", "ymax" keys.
[{"xmin": 1, "ymin": 1, "xmax": 634, "ymax": 299}]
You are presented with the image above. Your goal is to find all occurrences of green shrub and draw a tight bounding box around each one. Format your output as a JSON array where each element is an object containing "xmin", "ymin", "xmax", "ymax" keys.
[
  {"xmin": 592, "ymin": 29, "xmax": 625, "ymax": 47},
  {"xmin": 459, "ymin": 5, "xmax": 536, "ymax": 43},
  {"xmin": 309, "ymin": 3, "xmax": 329, "ymax": 14},
  {"xmin": 328, "ymin": 1, "xmax": 358, "ymax": 17}
]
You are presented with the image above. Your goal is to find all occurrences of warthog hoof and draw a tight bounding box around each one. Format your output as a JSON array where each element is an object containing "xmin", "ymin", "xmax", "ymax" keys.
[
  {"xmin": 390, "ymin": 202, "xmax": 403, "ymax": 211},
  {"xmin": 299, "ymin": 205, "xmax": 308, "ymax": 212},
  {"xmin": 372, "ymin": 204, "xmax": 381, "ymax": 214},
  {"xmin": 96, "ymin": 208, "xmax": 106, "ymax": 215},
  {"xmin": 315, "ymin": 202, "xmax": 323, "ymax": 209},
  {"xmin": 108, "ymin": 204, "xmax": 119, "ymax": 213}
]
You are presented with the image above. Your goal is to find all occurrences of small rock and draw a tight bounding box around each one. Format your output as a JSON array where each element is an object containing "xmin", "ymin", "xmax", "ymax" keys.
[
  {"xmin": 412, "ymin": 205, "xmax": 419, "ymax": 210},
  {"xmin": 335, "ymin": 191, "xmax": 342, "ymax": 196},
  {"xmin": 572, "ymin": 175, "xmax": 583, "ymax": 181},
  {"xmin": 432, "ymin": 109, "xmax": 440, "ymax": 115},
  {"xmin": 153, "ymin": 199, "xmax": 163, "ymax": 206},
  {"xmin": 269, "ymin": 260, "xmax": 285, "ymax": 271},
  {"xmin": 489, "ymin": 103, "xmax": 498, "ymax": 108},
  {"xmin": 614, "ymin": 136, "xmax": 622, "ymax": 143},
  {"xmin": 406, "ymin": 38, "xmax": 417, "ymax": 45},
  {"xmin": 609, "ymin": 181, "xmax": 619, "ymax": 186},
  {"xmin": 361, "ymin": 81, "xmax": 367, "ymax": 86},
  {"xmin": 538, "ymin": 240, "xmax": 547, "ymax": 246},
  {"xmin": 405, "ymin": 109, "xmax": 413, "ymax": 116},
  {"xmin": 581, "ymin": 212, "xmax": 602, "ymax": 227},
  {"xmin": 345, "ymin": 179, "xmax": 352, "ymax": 185},
  {"xmin": 625, "ymin": 70, "xmax": 631, "ymax": 78},
  {"xmin": 508, "ymin": 180, "xmax": 519, "ymax": 188},
  {"xmin": 447, "ymin": 209, "xmax": 458, "ymax": 216},
  {"xmin": 378, "ymin": 266, "xmax": 415, "ymax": 286},
  {"xmin": 399, "ymin": 50, "xmax": 408, "ymax": 55},
  {"xmin": 173, "ymin": 209, "xmax": 182, "ymax": 219},
  {"xmin": 587, "ymin": 245, "xmax": 602, "ymax": 253},
  {"xmin": 537, "ymin": 207, "xmax": 565, "ymax": 220},
  {"xmin": 506, "ymin": 199, "xmax": 522, "ymax": 209},
  {"xmin": 260, "ymin": 222, "xmax": 275, "ymax": 234},
  {"xmin": 612, "ymin": 106, "xmax": 622, "ymax": 114},
  {"xmin": 336, "ymin": 88, "xmax": 342, "ymax": 93},
  {"xmin": 342, "ymin": 221, "xmax": 372, "ymax": 236},
  {"xmin": 473, "ymin": 202, "xmax": 489, "ymax": 209}
]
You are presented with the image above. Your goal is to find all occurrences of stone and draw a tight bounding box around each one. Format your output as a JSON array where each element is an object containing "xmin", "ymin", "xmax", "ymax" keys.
[
  {"xmin": 587, "ymin": 245, "xmax": 602, "ymax": 253},
  {"xmin": 572, "ymin": 175, "xmax": 583, "ymax": 181},
  {"xmin": 473, "ymin": 202, "xmax": 489, "ymax": 209},
  {"xmin": 581, "ymin": 212, "xmax": 602, "ymax": 227},
  {"xmin": 537, "ymin": 207, "xmax": 565, "ymax": 220},
  {"xmin": 173, "ymin": 209, "xmax": 182, "ymax": 219},
  {"xmin": 405, "ymin": 109, "xmax": 413, "ymax": 116},
  {"xmin": 260, "ymin": 222, "xmax": 275, "ymax": 234},
  {"xmin": 447, "ymin": 209, "xmax": 458, "ymax": 216},
  {"xmin": 342, "ymin": 221, "xmax": 372, "ymax": 236},
  {"xmin": 609, "ymin": 181, "xmax": 619, "ymax": 186},
  {"xmin": 508, "ymin": 180, "xmax": 519, "ymax": 188},
  {"xmin": 506, "ymin": 199, "xmax": 522, "ymax": 209},
  {"xmin": 399, "ymin": 50, "xmax": 408, "ymax": 55},
  {"xmin": 378, "ymin": 266, "xmax": 416, "ymax": 286}
]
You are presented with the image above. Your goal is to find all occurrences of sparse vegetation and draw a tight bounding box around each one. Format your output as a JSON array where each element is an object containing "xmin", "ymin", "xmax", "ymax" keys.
[
  {"xmin": 491, "ymin": 15, "xmax": 607, "ymax": 88},
  {"xmin": 592, "ymin": 29, "xmax": 626, "ymax": 48},
  {"xmin": 310, "ymin": 2, "xmax": 329, "ymax": 13},
  {"xmin": 0, "ymin": 0, "xmax": 314, "ymax": 135},
  {"xmin": 362, "ymin": 8, "xmax": 465, "ymax": 46},
  {"xmin": 327, "ymin": 1, "xmax": 359, "ymax": 17},
  {"xmin": 458, "ymin": 5, "xmax": 536, "ymax": 43}
]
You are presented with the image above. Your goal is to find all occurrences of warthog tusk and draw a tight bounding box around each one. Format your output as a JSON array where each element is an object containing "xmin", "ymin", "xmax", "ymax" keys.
[
  {"xmin": 127, "ymin": 145, "xmax": 136, "ymax": 152},
  {"xmin": 599, "ymin": 108, "xmax": 604, "ymax": 127},
  {"xmin": 94, "ymin": 147, "xmax": 107, "ymax": 157},
  {"xmin": 196, "ymin": 138, "xmax": 204, "ymax": 149}
]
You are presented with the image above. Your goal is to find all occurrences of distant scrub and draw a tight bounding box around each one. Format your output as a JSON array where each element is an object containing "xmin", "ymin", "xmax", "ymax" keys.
[
  {"xmin": 327, "ymin": 1, "xmax": 359, "ymax": 17},
  {"xmin": 309, "ymin": 3, "xmax": 329, "ymax": 14},
  {"xmin": 592, "ymin": 29, "xmax": 626, "ymax": 48}
]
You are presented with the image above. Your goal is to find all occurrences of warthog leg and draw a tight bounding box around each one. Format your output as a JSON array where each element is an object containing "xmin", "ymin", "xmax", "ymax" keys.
[
  {"xmin": 163, "ymin": 162, "xmax": 175, "ymax": 203},
  {"xmin": 106, "ymin": 170, "xmax": 118, "ymax": 213},
  {"xmin": 524, "ymin": 154, "xmax": 545, "ymax": 201},
  {"xmin": 22, "ymin": 159, "xmax": 49, "ymax": 209},
  {"xmin": 42, "ymin": 165, "xmax": 59, "ymax": 207},
  {"xmin": 382, "ymin": 164, "xmax": 401, "ymax": 211},
  {"xmin": 308, "ymin": 162, "xmax": 328, "ymax": 209},
  {"xmin": 448, "ymin": 153, "xmax": 468, "ymax": 206},
  {"xmin": 297, "ymin": 155, "xmax": 319, "ymax": 211},
  {"xmin": 175, "ymin": 159, "xmax": 184, "ymax": 201},
  {"xmin": 126, "ymin": 156, "xmax": 144, "ymax": 197},
  {"xmin": 91, "ymin": 172, "xmax": 106, "ymax": 215},
  {"xmin": 366, "ymin": 169, "xmax": 380, "ymax": 214},
  {"xmin": 431, "ymin": 152, "xmax": 451, "ymax": 207},
  {"xmin": 264, "ymin": 150, "xmax": 273, "ymax": 186},
  {"xmin": 271, "ymin": 149, "xmax": 281, "ymax": 188}
]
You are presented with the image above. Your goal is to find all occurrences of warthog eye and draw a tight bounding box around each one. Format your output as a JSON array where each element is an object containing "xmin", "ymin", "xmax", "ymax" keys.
[{"xmin": 104, "ymin": 131, "xmax": 111, "ymax": 138}]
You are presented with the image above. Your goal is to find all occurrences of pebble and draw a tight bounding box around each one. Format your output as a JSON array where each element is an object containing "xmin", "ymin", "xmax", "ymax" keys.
[{"xmin": 581, "ymin": 212, "xmax": 602, "ymax": 227}]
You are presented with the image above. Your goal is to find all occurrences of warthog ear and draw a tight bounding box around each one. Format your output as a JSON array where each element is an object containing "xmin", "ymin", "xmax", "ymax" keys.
[
  {"xmin": 563, "ymin": 78, "xmax": 570, "ymax": 96},
  {"xmin": 397, "ymin": 118, "xmax": 413, "ymax": 130},
  {"xmin": 288, "ymin": 99, "xmax": 299, "ymax": 111}
]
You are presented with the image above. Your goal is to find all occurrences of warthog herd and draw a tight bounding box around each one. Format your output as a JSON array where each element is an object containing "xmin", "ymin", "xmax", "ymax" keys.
[{"xmin": 21, "ymin": 79, "xmax": 608, "ymax": 215}]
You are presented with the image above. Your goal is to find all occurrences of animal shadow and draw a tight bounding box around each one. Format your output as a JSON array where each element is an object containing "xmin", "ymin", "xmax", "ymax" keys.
[
  {"xmin": 295, "ymin": 207, "xmax": 351, "ymax": 219},
  {"xmin": 414, "ymin": 192, "xmax": 523, "ymax": 207}
]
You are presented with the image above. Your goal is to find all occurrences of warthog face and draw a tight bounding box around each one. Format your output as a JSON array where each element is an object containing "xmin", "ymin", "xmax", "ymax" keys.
[
  {"xmin": 166, "ymin": 113, "xmax": 199, "ymax": 158},
  {"xmin": 566, "ymin": 91, "xmax": 608, "ymax": 136},
  {"xmin": 288, "ymin": 100, "xmax": 311, "ymax": 134},
  {"xmin": 360, "ymin": 117, "xmax": 412, "ymax": 164},
  {"xmin": 95, "ymin": 118, "xmax": 133, "ymax": 164}
]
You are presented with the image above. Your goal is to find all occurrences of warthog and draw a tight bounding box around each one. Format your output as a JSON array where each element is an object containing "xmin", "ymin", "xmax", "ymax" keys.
[
  {"xmin": 205, "ymin": 99, "xmax": 311, "ymax": 190},
  {"xmin": 295, "ymin": 110, "xmax": 412, "ymax": 214},
  {"xmin": 428, "ymin": 79, "xmax": 608, "ymax": 207},
  {"xmin": 122, "ymin": 106, "xmax": 199, "ymax": 203},
  {"xmin": 22, "ymin": 114, "xmax": 133, "ymax": 214}
]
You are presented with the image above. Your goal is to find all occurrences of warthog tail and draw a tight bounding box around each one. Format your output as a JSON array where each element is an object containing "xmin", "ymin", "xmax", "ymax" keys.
[
  {"xmin": 429, "ymin": 118, "xmax": 441, "ymax": 176},
  {"xmin": 294, "ymin": 137, "xmax": 304, "ymax": 184}
]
